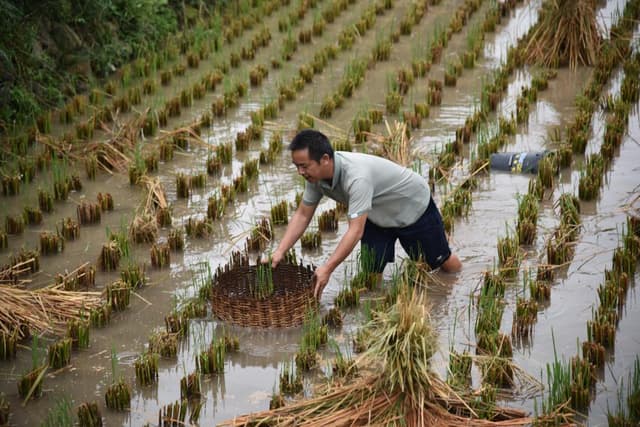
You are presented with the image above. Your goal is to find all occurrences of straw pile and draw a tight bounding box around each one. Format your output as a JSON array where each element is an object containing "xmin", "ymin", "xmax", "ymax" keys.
[
  {"xmin": 366, "ymin": 121, "xmax": 412, "ymax": 166},
  {"xmin": 35, "ymin": 111, "xmax": 143, "ymax": 172},
  {"xmin": 524, "ymin": 0, "xmax": 601, "ymax": 69},
  {"xmin": 0, "ymin": 258, "xmax": 37, "ymax": 286},
  {"xmin": 140, "ymin": 175, "xmax": 169, "ymax": 212},
  {"xmin": 0, "ymin": 285, "xmax": 103, "ymax": 339},
  {"xmin": 126, "ymin": 176, "xmax": 168, "ymax": 244},
  {"xmin": 222, "ymin": 288, "xmax": 534, "ymax": 426}
]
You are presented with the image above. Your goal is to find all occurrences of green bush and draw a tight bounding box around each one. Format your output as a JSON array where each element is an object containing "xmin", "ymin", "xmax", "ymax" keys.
[{"xmin": 0, "ymin": 0, "xmax": 179, "ymax": 127}]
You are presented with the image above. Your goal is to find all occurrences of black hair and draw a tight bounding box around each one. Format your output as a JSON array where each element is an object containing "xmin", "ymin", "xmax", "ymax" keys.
[{"xmin": 288, "ymin": 129, "xmax": 334, "ymax": 162}]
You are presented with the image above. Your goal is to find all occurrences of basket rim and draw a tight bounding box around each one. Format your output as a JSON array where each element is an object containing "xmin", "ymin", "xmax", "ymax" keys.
[
  {"xmin": 211, "ymin": 262, "xmax": 315, "ymax": 297},
  {"xmin": 210, "ymin": 262, "xmax": 317, "ymax": 328}
]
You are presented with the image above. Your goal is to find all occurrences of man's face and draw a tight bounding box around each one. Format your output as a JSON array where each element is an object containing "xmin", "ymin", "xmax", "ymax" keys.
[{"xmin": 291, "ymin": 149, "xmax": 327, "ymax": 183}]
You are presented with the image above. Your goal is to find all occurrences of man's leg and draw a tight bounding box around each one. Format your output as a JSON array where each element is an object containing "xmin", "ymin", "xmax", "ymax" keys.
[
  {"xmin": 360, "ymin": 219, "xmax": 395, "ymax": 275},
  {"xmin": 398, "ymin": 197, "xmax": 461, "ymax": 272}
]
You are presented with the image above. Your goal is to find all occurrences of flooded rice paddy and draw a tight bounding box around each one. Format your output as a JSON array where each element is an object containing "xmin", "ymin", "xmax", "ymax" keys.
[{"xmin": 1, "ymin": 0, "xmax": 639, "ymax": 425}]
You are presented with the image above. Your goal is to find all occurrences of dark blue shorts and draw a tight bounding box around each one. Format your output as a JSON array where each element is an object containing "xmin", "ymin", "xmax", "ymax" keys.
[{"xmin": 360, "ymin": 197, "xmax": 452, "ymax": 272}]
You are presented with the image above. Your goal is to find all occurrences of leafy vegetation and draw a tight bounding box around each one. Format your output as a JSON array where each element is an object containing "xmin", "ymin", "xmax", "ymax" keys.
[{"xmin": 0, "ymin": 0, "xmax": 212, "ymax": 127}]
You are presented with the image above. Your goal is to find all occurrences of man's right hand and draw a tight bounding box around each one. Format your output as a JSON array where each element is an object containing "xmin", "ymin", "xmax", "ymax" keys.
[{"xmin": 270, "ymin": 250, "xmax": 284, "ymax": 269}]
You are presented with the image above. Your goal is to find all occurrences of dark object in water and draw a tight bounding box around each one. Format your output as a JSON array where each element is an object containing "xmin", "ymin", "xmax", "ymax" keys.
[{"xmin": 490, "ymin": 151, "xmax": 550, "ymax": 174}]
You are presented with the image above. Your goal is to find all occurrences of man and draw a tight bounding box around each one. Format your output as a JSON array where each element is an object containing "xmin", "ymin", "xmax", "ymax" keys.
[{"xmin": 270, "ymin": 129, "xmax": 461, "ymax": 298}]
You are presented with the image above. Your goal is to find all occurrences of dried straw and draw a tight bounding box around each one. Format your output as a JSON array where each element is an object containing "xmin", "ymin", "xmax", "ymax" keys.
[
  {"xmin": 0, "ymin": 285, "xmax": 102, "ymax": 339},
  {"xmin": 159, "ymin": 125, "xmax": 207, "ymax": 149},
  {"xmin": 35, "ymin": 110, "xmax": 143, "ymax": 173},
  {"xmin": 0, "ymin": 259, "xmax": 36, "ymax": 286},
  {"xmin": 52, "ymin": 262, "xmax": 95, "ymax": 291},
  {"xmin": 366, "ymin": 121, "xmax": 412, "ymax": 166},
  {"xmin": 287, "ymin": 115, "xmax": 350, "ymax": 144},
  {"xmin": 93, "ymin": 111, "xmax": 145, "ymax": 171},
  {"xmin": 524, "ymin": 0, "xmax": 601, "ymax": 69},
  {"xmin": 125, "ymin": 176, "xmax": 168, "ymax": 243},
  {"xmin": 129, "ymin": 214, "xmax": 158, "ymax": 244},
  {"xmin": 140, "ymin": 176, "xmax": 169, "ymax": 213},
  {"xmin": 222, "ymin": 288, "xmax": 535, "ymax": 426}
]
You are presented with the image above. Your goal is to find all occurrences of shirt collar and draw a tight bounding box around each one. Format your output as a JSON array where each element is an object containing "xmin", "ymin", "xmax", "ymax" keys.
[{"xmin": 320, "ymin": 152, "xmax": 341, "ymax": 190}]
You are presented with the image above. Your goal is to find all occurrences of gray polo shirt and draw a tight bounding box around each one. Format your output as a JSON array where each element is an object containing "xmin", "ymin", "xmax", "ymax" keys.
[{"xmin": 302, "ymin": 151, "xmax": 431, "ymax": 228}]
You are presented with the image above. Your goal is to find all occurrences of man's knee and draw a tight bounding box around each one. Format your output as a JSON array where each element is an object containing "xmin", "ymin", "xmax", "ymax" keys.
[{"xmin": 441, "ymin": 254, "xmax": 462, "ymax": 273}]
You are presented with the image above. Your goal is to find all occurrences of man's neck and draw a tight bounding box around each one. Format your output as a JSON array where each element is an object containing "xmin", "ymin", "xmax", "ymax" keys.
[{"xmin": 323, "ymin": 158, "xmax": 335, "ymax": 182}]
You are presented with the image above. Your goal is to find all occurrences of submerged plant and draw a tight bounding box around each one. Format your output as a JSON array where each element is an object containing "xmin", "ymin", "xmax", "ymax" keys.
[
  {"xmin": 77, "ymin": 200, "xmax": 101, "ymax": 225},
  {"xmin": 196, "ymin": 337, "xmax": 226, "ymax": 375},
  {"xmin": 149, "ymin": 331, "xmax": 178, "ymax": 358},
  {"xmin": 185, "ymin": 217, "xmax": 212, "ymax": 238},
  {"xmin": 279, "ymin": 360, "xmax": 303, "ymax": 395},
  {"xmin": 323, "ymin": 307, "xmax": 343, "ymax": 329},
  {"xmin": 158, "ymin": 400, "xmax": 187, "ymax": 427},
  {"xmin": 0, "ymin": 329, "xmax": 17, "ymax": 360},
  {"xmin": 165, "ymin": 311, "xmax": 188, "ymax": 337},
  {"xmin": 330, "ymin": 341, "xmax": 358, "ymax": 380},
  {"xmin": 180, "ymin": 372, "xmax": 201, "ymax": 400},
  {"xmin": 106, "ymin": 280, "xmax": 131, "ymax": 312},
  {"xmin": 67, "ymin": 319, "xmax": 90, "ymax": 350},
  {"xmin": 497, "ymin": 227, "xmax": 521, "ymax": 278},
  {"xmin": 475, "ymin": 290, "xmax": 506, "ymax": 343},
  {"xmin": 606, "ymin": 356, "xmax": 640, "ymax": 425},
  {"xmin": 51, "ymin": 158, "xmax": 71, "ymax": 201},
  {"xmin": 77, "ymin": 401, "xmax": 102, "ymax": 427},
  {"xmin": 271, "ymin": 200, "xmax": 289, "ymax": 225},
  {"xmin": 246, "ymin": 219, "xmax": 273, "ymax": 251},
  {"xmin": 517, "ymin": 193, "xmax": 539, "ymax": 245},
  {"xmin": 105, "ymin": 378, "xmax": 130, "ymax": 411},
  {"xmin": 41, "ymin": 396, "xmax": 73, "ymax": 427},
  {"xmin": 301, "ymin": 229, "xmax": 321, "ymax": 249},
  {"xmin": 48, "ymin": 338, "xmax": 72, "ymax": 369},
  {"xmin": 128, "ymin": 144, "xmax": 147, "ymax": 185},
  {"xmin": 97, "ymin": 193, "xmax": 114, "ymax": 211},
  {"xmin": 447, "ymin": 348, "xmax": 472, "ymax": 389},
  {"xmin": 120, "ymin": 262, "xmax": 146, "ymax": 289},
  {"xmin": 18, "ymin": 337, "xmax": 46, "ymax": 401},
  {"xmin": 151, "ymin": 242, "xmax": 171, "ymax": 268},
  {"xmin": 318, "ymin": 208, "xmax": 338, "ymax": 232},
  {"xmin": 535, "ymin": 336, "xmax": 575, "ymax": 424},
  {"xmin": 512, "ymin": 296, "xmax": 538, "ymax": 343},
  {"xmin": 98, "ymin": 241, "xmax": 120, "ymax": 272},
  {"xmin": 90, "ymin": 303, "xmax": 112, "ymax": 328},
  {"xmin": 39, "ymin": 231, "xmax": 65, "ymax": 255},
  {"xmin": 103, "ymin": 346, "xmax": 129, "ymax": 411}
]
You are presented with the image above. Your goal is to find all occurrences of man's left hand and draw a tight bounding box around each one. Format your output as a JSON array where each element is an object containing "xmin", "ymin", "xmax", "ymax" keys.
[{"xmin": 312, "ymin": 265, "xmax": 332, "ymax": 299}]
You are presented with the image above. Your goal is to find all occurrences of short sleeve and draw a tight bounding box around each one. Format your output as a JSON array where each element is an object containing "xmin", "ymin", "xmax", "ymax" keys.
[
  {"xmin": 346, "ymin": 178, "xmax": 372, "ymax": 219},
  {"xmin": 302, "ymin": 182, "xmax": 322, "ymax": 206}
]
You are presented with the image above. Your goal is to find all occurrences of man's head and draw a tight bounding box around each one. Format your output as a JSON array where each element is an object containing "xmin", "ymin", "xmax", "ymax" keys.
[{"xmin": 289, "ymin": 129, "xmax": 334, "ymax": 183}]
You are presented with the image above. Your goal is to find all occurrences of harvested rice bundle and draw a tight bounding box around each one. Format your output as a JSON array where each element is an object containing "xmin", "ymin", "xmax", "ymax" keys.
[
  {"xmin": 524, "ymin": 0, "xmax": 600, "ymax": 69},
  {"xmin": 222, "ymin": 287, "xmax": 535, "ymax": 426}
]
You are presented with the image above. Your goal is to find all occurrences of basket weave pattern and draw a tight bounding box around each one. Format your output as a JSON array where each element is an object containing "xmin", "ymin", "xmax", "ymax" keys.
[{"xmin": 211, "ymin": 262, "xmax": 316, "ymax": 328}]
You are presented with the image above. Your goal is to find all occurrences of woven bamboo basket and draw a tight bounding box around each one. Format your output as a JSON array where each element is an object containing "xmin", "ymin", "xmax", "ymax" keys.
[{"xmin": 211, "ymin": 261, "xmax": 316, "ymax": 328}]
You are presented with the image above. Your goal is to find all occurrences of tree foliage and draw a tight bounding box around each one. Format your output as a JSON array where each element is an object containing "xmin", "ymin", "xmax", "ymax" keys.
[{"xmin": 0, "ymin": 0, "xmax": 181, "ymax": 127}]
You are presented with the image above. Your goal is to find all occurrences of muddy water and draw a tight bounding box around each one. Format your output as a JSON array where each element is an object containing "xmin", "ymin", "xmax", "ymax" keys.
[{"xmin": 1, "ymin": 0, "xmax": 639, "ymax": 425}]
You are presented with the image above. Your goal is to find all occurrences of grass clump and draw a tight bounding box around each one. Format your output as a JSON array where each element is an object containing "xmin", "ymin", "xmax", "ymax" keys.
[
  {"xmin": 77, "ymin": 401, "xmax": 101, "ymax": 427},
  {"xmin": 105, "ymin": 347, "xmax": 131, "ymax": 411}
]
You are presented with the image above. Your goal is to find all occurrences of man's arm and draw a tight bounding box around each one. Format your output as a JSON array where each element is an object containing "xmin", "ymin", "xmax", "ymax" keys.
[
  {"xmin": 313, "ymin": 213, "xmax": 368, "ymax": 298},
  {"xmin": 271, "ymin": 201, "xmax": 317, "ymax": 267}
]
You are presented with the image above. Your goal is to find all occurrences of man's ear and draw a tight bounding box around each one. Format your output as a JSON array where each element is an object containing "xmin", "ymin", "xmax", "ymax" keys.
[{"xmin": 321, "ymin": 153, "xmax": 331, "ymax": 164}]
